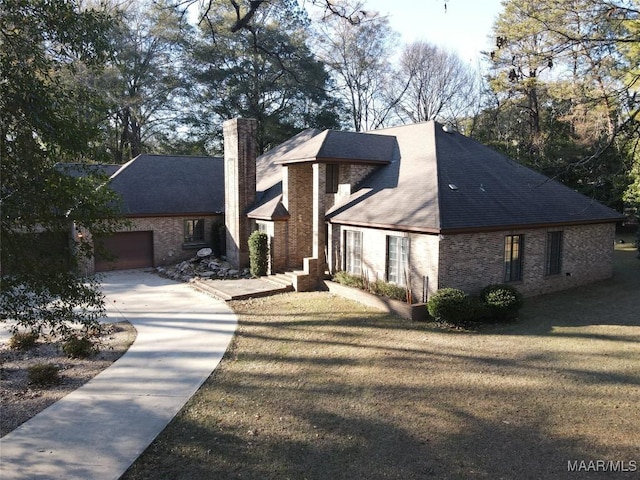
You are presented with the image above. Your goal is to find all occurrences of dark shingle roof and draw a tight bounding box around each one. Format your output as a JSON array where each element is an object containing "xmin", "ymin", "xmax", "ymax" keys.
[
  {"xmin": 327, "ymin": 121, "xmax": 623, "ymax": 232},
  {"xmin": 109, "ymin": 154, "xmax": 224, "ymax": 216},
  {"xmin": 273, "ymin": 130, "xmax": 395, "ymax": 165}
]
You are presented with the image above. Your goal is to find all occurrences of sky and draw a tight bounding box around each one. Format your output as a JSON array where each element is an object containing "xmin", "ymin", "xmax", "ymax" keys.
[{"xmin": 356, "ymin": 0, "xmax": 505, "ymax": 66}]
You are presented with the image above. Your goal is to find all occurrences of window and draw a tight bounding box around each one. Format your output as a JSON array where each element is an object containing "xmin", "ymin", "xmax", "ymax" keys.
[
  {"xmin": 326, "ymin": 164, "xmax": 339, "ymax": 194},
  {"xmin": 546, "ymin": 231, "xmax": 563, "ymax": 275},
  {"xmin": 184, "ymin": 219, "xmax": 205, "ymax": 243},
  {"xmin": 504, "ymin": 234, "xmax": 524, "ymax": 282},
  {"xmin": 387, "ymin": 236, "xmax": 409, "ymax": 285},
  {"xmin": 344, "ymin": 230, "xmax": 362, "ymax": 275}
]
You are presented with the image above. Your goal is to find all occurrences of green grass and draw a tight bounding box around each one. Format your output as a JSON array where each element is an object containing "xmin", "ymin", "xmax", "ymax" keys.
[{"xmin": 123, "ymin": 239, "xmax": 639, "ymax": 480}]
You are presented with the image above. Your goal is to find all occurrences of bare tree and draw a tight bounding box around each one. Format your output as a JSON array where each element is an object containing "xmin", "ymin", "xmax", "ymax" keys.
[
  {"xmin": 392, "ymin": 41, "xmax": 479, "ymax": 126},
  {"xmin": 313, "ymin": 6, "xmax": 399, "ymax": 131}
]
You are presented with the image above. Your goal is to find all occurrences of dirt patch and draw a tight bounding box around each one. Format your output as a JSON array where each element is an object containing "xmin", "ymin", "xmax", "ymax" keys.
[{"xmin": 0, "ymin": 321, "xmax": 136, "ymax": 437}]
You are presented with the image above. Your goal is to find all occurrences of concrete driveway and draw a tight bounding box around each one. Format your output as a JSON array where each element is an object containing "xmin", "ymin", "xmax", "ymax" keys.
[{"xmin": 0, "ymin": 270, "xmax": 237, "ymax": 480}]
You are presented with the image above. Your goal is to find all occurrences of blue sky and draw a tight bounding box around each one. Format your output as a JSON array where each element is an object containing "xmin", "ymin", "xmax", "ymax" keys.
[{"xmin": 359, "ymin": 0, "xmax": 505, "ymax": 65}]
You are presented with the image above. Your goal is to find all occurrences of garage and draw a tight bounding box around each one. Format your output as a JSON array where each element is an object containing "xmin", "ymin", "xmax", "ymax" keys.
[{"xmin": 94, "ymin": 231, "xmax": 154, "ymax": 272}]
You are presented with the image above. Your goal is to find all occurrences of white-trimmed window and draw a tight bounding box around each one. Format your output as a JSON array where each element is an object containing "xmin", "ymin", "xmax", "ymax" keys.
[
  {"xmin": 344, "ymin": 230, "xmax": 362, "ymax": 275},
  {"xmin": 387, "ymin": 236, "xmax": 409, "ymax": 285}
]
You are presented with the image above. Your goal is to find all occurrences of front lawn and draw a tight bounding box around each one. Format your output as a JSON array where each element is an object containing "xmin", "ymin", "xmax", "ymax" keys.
[{"xmin": 123, "ymin": 239, "xmax": 639, "ymax": 480}]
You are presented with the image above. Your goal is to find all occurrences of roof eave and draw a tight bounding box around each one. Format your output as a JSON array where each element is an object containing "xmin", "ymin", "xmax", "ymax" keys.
[
  {"xmin": 275, "ymin": 156, "xmax": 391, "ymax": 166},
  {"xmin": 328, "ymin": 216, "xmax": 624, "ymax": 235}
]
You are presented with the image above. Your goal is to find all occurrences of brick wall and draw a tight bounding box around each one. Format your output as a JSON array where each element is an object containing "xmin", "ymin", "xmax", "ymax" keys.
[
  {"xmin": 283, "ymin": 164, "xmax": 313, "ymax": 267},
  {"xmin": 332, "ymin": 222, "xmax": 616, "ymax": 300},
  {"xmin": 83, "ymin": 215, "xmax": 221, "ymax": 274},
  {"xmin": 128, "ymin": 215, "xmax": 221, "ymax": 266},
  {"xmin": 438, "ymin": 223, "xmax": 616, "ymax": 297}
]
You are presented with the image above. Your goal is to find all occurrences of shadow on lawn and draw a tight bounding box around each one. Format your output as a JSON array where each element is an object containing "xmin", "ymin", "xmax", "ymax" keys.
[
  {"xmin": 493, "ymin": 245, "xmax": 639, "ymax": 337},
  {"xmin": 124, "ymin": 368, "xmax": 636, "ymax": 480},
  {"xmin": 122, "ymin": 242, "xmax": 639, "ymax": 480}
]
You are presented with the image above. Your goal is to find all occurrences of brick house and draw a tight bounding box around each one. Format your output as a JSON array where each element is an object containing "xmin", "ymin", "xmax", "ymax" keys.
[
  {"xmin": 85, "ymin": 154, "xmax": 225, "ymax": 272},
  {"xmin": 225, "ymin": 118, "xmax": 623, "ymax": 298},
  {"xmin": 86, "ymin": 118, "xmax": 623, "ymax": 299}
]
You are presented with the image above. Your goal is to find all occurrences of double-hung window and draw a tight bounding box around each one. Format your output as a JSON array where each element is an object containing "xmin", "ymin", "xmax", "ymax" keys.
[
  {"xmin": 546, "ymin": 231, "xmax": 563, "ymax": 275},
  {"xmin": 504, "ymin": 234, "xmax": 524, "ymax": 282},
  {"xmin": 184, "ymin": 219, "xmax": 205, "ymax": 243},
  {"xmin": 387, "ymin": 236, "xmax": 409, "ymax": 285},
  {"xmin": 344, "ymin": 230, "xmax": 362, "ymax": 275}
]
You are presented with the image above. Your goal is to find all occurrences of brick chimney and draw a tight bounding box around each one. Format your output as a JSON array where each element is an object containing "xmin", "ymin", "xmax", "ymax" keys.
[{"xmin": 224, "ymin": 118, "xmax": 257, "ymax": 269}]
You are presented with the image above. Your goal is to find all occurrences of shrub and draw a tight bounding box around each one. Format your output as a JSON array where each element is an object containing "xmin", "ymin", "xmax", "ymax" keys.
[
  {"xmin": 28, "ymin": 363, "xmax": 61, "ymax": 387},
  {"xmin": 465, "ymin": 295, "xmax": 492, "ymax": 322},
  {"xmin": 480, "ymin": 284, "xmax": 524, "ymax": 321},
  {"xmin": 248, "ymin": 231, "xmax": 269, "ymax": 277},
  {"xmin": 62, "ymin": 335, "xmax": 97, "ymax": 359},
  {"xmin": 332, "ymin": 271, "xmax": 364, "ymax": 289},
  {"xmin": 9, "ymin": 331, "xmax": 39, "ymax": 350},
  {"xmin": 427, "ymin": 288, "xmax": 472, "ymax": 324},
  {"xmin": 369, "ymin": 280, "xmax": 407, "ymax": 302}
]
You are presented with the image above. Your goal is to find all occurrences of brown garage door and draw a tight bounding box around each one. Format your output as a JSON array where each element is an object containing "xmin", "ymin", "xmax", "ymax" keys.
[{"xmin": 94, "ymin": 231, "xmax": 154, "ymax": 272}]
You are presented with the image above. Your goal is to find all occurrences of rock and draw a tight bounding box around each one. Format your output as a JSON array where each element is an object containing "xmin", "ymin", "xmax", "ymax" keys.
[
  {"xmin": 199, "ymin": 271, "xmax": 215, "ymax": 278},
  {"xmin": 197, "ymin": 247, "xmax": 212, "ymax": 257},
  {"xmin": 228, "ymin": 269, "xmax": 239, "ymax": 276}
]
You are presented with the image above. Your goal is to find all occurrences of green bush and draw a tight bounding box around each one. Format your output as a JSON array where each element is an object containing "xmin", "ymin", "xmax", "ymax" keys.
[
  {"xmin": 28, "ymin": 363, "xmax": 61, "ymax": 387},
  {"xmin": 480, "ymin": 284, "xmax": 524, "ymax": 321},
  {"xmin": 62, "ymin": 335, "xmax": 97, "ymax": 359},
  {"xmin": 427, "ymin": 288, "xmax": 471, "ymax": 324},
  {"xmin": 332, "ymin": 271, "xmax": 364, "ymax": 289},
  {"xmin": 369, "ymin": 280, "xmax": 407, "ymax": 302},
  {"xmin": 465, "ymin": 295, "xmax": 492, "ymax": 322},
  {"xmin": 9, "ymin": 331, "xmax": 39, "ymax": 350},
  {"xmin": 248, "ymin": 231, "xmax": 269, "ymax": 277}
]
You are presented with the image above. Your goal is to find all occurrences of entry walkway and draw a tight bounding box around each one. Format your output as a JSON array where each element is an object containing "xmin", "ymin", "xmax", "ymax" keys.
[{"xmin": 0, "ymin": 270, "xmax": 237, "ymax": 480}]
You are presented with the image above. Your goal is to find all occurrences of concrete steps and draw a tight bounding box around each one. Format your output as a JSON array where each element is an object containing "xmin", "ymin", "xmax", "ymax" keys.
[
  {"xmin": 266, "ymin": 272, "xmax": 297, "ymax": 288},
  {"xmin": 191, "ymin": 277, "xmax": 293, "ymax": 301}
]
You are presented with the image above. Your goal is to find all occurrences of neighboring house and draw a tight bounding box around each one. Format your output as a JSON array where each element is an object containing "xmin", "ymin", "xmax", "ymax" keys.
[
  {"xmin": 224, "ymin": 118, "xmax": 624, "ymax": 298},
  {"xmin": 82, "ymin": 154, "xmax": 224, "ymax": 272}
]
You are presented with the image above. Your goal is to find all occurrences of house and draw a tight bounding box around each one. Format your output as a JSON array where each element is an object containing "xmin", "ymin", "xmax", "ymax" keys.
[
  {"xmin": 85, "ymin": 154, "xmax": 225, "ymax": 272},
  {"xmin": 88, "ymin": 118, "xmax": 623, "ymax": 299},
  {"xmin": 224, "ymin": 118, "xmax": 624, "ymax": 298}
]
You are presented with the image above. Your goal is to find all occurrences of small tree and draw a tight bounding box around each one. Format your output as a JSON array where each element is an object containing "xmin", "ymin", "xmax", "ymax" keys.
[
  {"xmin": 0, "ymin": 1, "xmax": 125, "ymax": 342},
  {"xmin": 248, "ymin": 231, "xmax": 269, "ymax": 277}
]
